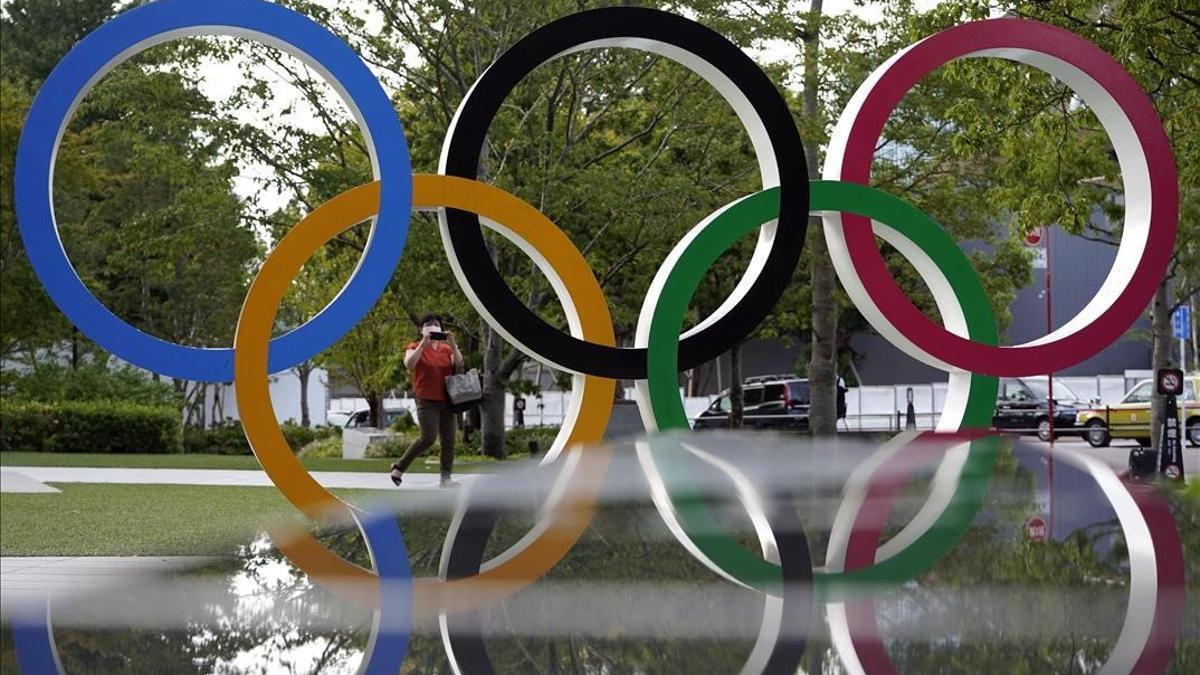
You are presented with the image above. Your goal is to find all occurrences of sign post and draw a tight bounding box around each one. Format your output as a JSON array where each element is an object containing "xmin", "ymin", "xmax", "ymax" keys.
[
  {"xmin": 1028, "ymin": 226, "xmax": 1055, "ymax": 445},
  {"xmin": 1176, "ymin": 306, "xmax": 1192, "ymax": 445},
  {"xmin": 1173, "ymin": 305, "xmax": 1190, "ymax": 368},
  {"xmin": 1157, "ymin": 368, "xmax": 1186, "ymax": 483}
]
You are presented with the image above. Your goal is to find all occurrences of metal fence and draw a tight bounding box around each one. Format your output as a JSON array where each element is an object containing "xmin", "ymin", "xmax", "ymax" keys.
[{"xmin": 328, "ymin": 374, "xmax": 1156, "ymax": 434}]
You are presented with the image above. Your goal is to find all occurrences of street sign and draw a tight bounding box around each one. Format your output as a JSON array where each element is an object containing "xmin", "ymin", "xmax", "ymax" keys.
[
  {"xmin": 1158, "ymin": 368, "xmax": 1184, "ymax": 396},
  {"xmin": 1173, "ymin": 305, "xmax": 1191, "ymax": 340},
  {"xmin": 1023, "ymin": 227, "xmax": 1044, "ymax": 247},
  {"xmin": 1025, "ymin": 516, "xmax": 1047, "ymax": 543},
  {"xmin": 1159, "ymin": 368, "xmax": 1186, "ymax": 483}
]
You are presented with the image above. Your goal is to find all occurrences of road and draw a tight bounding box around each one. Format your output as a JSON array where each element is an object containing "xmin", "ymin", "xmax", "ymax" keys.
[{"xmin": 1025, "ymin": 435, "xmax": 1199, "ymax": 481}]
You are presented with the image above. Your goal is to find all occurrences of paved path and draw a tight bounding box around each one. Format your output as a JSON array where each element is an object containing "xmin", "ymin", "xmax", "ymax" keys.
[
  {"xmin": 2, "ymin": 466, "xmax": 473, "ymax": 491},
  {"xmin": 0, "ymin": 469, "xmax": 60, "ymax": 493}
]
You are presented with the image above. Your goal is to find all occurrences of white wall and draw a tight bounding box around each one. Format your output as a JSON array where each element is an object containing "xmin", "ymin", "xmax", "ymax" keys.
[{"xmin": 200, "ymin": 367, "xmax": 329, "ymax": 427}]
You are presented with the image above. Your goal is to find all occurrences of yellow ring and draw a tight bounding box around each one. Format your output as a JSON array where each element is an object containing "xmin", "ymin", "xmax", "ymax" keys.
[{"xmin": 234, "ymin": 175, "xmax": 615, "ymax": 617}]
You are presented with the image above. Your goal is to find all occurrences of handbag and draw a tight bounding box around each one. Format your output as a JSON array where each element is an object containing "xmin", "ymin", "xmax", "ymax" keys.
[{"xmin": 444, "ymin": 367, "xmax": 483, "ymax": 412}]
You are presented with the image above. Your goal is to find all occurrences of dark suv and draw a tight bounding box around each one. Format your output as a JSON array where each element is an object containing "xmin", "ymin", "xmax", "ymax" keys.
[
  {"xmin": 992, "ymin": 376, "xmax": 1084, "ymax": 441},
  {"xmin": 693, "ymin": 375, "xmax": 810, "ymax": 431}
]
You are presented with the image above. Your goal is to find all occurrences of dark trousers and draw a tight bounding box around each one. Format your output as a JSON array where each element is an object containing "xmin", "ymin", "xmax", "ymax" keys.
[{"xmin": 394, "ymin": 398, "xmax": 456, "ymax": 477}]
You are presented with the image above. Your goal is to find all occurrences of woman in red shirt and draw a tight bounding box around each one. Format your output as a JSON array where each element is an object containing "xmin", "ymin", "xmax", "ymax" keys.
[{"xmin": 389, "ymin": 314, "xmax": 463, "ymax": 487}]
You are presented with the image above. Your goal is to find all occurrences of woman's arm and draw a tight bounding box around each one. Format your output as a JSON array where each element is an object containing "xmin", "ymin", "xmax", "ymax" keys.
[
  {"xmin": 404, "ymin": 335, "xmax": 430, "ymax": 371},
  {"xmin": 447, "ymin": 332, "xmax": 465, "ymax": 368}
]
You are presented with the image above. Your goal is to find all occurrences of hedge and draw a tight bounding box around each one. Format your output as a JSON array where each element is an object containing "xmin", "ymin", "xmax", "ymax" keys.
[
  {"xmin": 367, "ymin": 426, "xmax": 562, "ymax": 459},
  {"xmin": 183, "ymin": 421, "xmax": 340, "ymax": 455},
  {"xmin": 0, "ymin": 400, "xmax": 182, "ymax": 454}
]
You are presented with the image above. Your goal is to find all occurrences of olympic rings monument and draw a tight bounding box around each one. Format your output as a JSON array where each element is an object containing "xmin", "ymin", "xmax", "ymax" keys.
[{"xmin": 7, "ymin": 1, "xmax": 1188, "ymax": 673}]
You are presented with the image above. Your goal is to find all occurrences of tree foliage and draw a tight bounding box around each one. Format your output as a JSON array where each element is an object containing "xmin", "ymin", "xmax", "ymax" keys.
[{"xmin": 1, "ymin": 0, "xmax": 257, "ymax": 416}]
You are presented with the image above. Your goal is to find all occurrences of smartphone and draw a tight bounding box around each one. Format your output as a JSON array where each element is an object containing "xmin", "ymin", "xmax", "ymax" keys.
[{"xmin": 428, "ymin": 331, "xmax": 447, "ymax": 341}]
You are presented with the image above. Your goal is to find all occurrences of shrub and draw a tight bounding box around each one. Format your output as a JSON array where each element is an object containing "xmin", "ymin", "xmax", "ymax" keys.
[
  {"xmin": 0, "ymin": 400, "xmax": 182, "ymax": 453},
  {"xmin": 0, "ymin": 362, "xmax": 181, "ymax": 410},
  {"xmin": 298, "ymin": 435, "xmax": 343, "ymax": 459},
  {"xmin": 181, "ymin": 422, "xmax": 332, "ymax": 455},
  {"xmin": 505, "ymin": 426, "xmax": 561, "ymax": 456},
  {"xmin": 281, "ymin": 422, "xmax": 316, "ymax": 450},
  {"xmin": 313, "ymin": 424, "xmax": 342, "ymax": 440},
  {"xmin": 458, "ymin": 426, "xmax": 561, "ymax": 458},
  {"xmin": 183, "ymin": 421, "xmax": 250, "ymax": 455},
  {"xmin": 365, "ymin": 431, "xmax": 420, "ymax": 459},
  {"xmin": 389, "ymin": 410, "xmax": 415, "ymax": 432}
]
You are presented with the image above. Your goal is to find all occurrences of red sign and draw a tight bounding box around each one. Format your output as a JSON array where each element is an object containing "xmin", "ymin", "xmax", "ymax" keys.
[
  {"xmin": 1025, "ymin": 516, "xmax": 1047, "ymax": 542},
  {"xmin": 1024, "ymin": 228, "xmax": 1044, "ymax": 247}
]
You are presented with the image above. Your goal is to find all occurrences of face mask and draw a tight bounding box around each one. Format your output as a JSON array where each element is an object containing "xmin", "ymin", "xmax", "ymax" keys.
[{"xmin": 422, "ymin": 324, "xmax": 441, "ymax": 337}]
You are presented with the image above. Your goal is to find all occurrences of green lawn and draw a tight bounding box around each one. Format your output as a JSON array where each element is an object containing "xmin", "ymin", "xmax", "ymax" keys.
[
  {"xmin": 0, "ymin": 451, "xmax": 500, "ymax": 473},
  {"xmin": 0, "ymin": 483, "xmax": 381, "ymax": 556}
]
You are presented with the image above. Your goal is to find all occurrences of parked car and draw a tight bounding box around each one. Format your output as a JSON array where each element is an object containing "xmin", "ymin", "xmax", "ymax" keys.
[
  {"xmin": 1075, "ymin": 375, "xmax": 1200, "ymax": 448},
  {"xmin": 693, "ymin": 375, "xmax": 810, "ymax": 431},
  {"xmin": 341, "ymin": 407, "xmax": 410, "ymax": 429},
  {"xmin": 992, "ymin": 376, "xmax": 1085, "ymax": 442}
]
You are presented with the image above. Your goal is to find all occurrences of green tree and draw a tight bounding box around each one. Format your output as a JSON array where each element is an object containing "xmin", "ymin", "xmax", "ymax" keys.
[
  {"xmin": 220, "ymin": 0, "xmax": 794, "ymax": 453},
  {"xmin": 921, "ymin": 0, "xmax": 1200, "ymax": 448},
  {"xmin": 0, "ymin": 0, "xmax": 115, "ymax": 83},
  {"xmin": 2, "ymin": 0, "xmax": 258, "ymax": 427}
]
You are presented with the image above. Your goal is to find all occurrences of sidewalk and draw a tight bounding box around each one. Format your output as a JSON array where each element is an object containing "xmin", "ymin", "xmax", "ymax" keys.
[{"xmin": 1, "ymin": 466, "xmax": 470, "ymax": 491}]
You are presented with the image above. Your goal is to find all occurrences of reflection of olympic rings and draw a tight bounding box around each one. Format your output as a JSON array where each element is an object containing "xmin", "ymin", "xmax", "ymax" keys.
[
  {"xmin": 634, "ymin": 181, "xmax": 1000, "ymax": 594},
  {"xmin": 439, "ymin": 7, "xmax": 808, "ymax": 379},
  {"xmin": 12, "ymin": 509, "xmax": 413, "ymax": 675},
  {"xmin": 824, "ymin": 18, "xmax": 1178, "ymax": 376},
  {"xmin": 234, "ymin": 175, "xmax": 615, "ymax": 618},
  {"xmin": 12, "ymin": 0, "xmax": 412, "ymax": 382},
  {"xmin": 440, "ymin": 453, "xmax": 814, "ymax": 675},
  {"xmin": 828, "ymin": 446, "xmax": 1186, "ymax": 675}
]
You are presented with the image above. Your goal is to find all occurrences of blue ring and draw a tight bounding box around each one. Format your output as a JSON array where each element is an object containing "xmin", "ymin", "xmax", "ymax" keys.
[
  {"xmin": 358, "ymin": 510, "xmax": 413, "ymax": 674},
  {"xmin": 12, "ymin": 600, "xmax": 60, "ymax": 674},
  {"xmin": 13, "ymin": 0, "xmax": 411, "ymax": 382}
]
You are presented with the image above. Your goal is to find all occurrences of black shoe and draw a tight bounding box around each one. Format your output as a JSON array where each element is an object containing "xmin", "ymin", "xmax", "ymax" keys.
[{"xmin": 389, "ymin": 463, "xmax": 403, "ymax": 486}]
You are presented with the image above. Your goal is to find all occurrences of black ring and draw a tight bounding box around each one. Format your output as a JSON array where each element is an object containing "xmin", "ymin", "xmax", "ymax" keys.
[
  {"xmin": 439, "ymin": 7, "xmax": 809, "ymax": 379},
  {"xmin": 439, "ymin": 461, "xmax": 813, "ymax": 673}
]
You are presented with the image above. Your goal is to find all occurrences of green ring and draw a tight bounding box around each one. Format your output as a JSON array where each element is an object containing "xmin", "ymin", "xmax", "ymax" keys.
[{"xmin": 642, "ymin": 180, "xmax": 999, "ymax": 597}]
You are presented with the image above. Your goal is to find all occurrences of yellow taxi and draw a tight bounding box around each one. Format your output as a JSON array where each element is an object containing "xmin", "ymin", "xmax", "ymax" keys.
[{"xmin": 1076, "ymin": 375, "xmax": 1200, "ymax": 448}]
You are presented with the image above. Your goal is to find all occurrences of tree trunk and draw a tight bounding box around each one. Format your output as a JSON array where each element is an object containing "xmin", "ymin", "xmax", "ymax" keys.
[
  {"xmin": 70, "ymin": 327, "xmax": 80, "ymax": 370},
  {"xmin": 298, "ymin": 364, "xmax": 311, "ymax": 427},
  {"xmin": 480, "ymin": 323, "xmax": 507, "ymax": 458},
  {"xmin": 195, "ymin": 382, "xmax": 207, "ymax": 429},
  {"xmin": 367, "ymin": 393, "xmax": 383, "ymax": 429},
  {"xmin": 211, "ymin": 385, "xmax": 222, "ymax": 425},
  {"xmin": 1150, "ymin": 280, "xmax": 1171, "ymax": 451},
  {"xmin": 802, "ymin": 0, "xmax": 836, "ymax": 437},
  {"xmin": 730, "ymin": 342, "xmax": 744, "ymax": 428}
]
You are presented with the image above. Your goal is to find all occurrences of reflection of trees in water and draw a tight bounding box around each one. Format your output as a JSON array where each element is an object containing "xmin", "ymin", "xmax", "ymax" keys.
[
  {"xmin": 1170, "ymin": 494, "xmax": 1199, "ymax": 674},
  {"xmin": 399, "ymin": 503, "xmax": 764, "ymax": 673},
  {"xmin": 32, "ymin": 451, "xmax": 1200, "ymax": 672},
  {"xmin": 51, "ymin": 539, "xmax": 375, "ymax": 674},
  {"xmin": 876, "ymin": 448, "xmax": 1195, "ymax": 674}
]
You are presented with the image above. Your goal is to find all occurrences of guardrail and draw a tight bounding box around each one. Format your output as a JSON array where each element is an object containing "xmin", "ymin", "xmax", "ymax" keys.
[{"xmin": 687, "ymin": 412, "xmax": 1085, "ymax": 436}]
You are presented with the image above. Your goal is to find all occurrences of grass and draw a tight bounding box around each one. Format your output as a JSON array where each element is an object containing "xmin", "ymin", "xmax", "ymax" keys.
[
  {"xmin": 0, "ymin": 483, "xmax": 381, "ymax": 556},
  {"xmin": 0, "ymin": 451, "xmax": 502, "ymax": 473}
]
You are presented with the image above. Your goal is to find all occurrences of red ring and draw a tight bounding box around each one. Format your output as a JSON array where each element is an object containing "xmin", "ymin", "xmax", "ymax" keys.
[{"xmin": 834, "ymin": 18, "xmax": 1177, "ymax": 375}]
